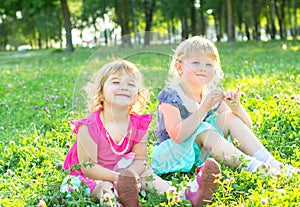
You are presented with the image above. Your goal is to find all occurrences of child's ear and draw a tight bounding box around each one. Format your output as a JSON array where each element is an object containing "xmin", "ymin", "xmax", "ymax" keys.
[
  {"xmin": 175, "ymin": 61, "xmax": 181, "ymax": 69},
  {"xmin": 175, "ymin": 61, "xmax": 182, "ymax": 74}
]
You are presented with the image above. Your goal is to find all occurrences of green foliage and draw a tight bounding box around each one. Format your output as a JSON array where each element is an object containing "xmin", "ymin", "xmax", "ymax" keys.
[{"xmin": 0, "ymin": 41, "xmax": 299, "ymax": 206}]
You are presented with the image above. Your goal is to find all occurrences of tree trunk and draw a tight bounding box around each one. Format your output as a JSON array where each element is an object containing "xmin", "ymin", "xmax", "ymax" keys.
[
  {"xmin": 60, "ymin": 0, "xmax": 74, "ymax": 52},
  {"xmin": 181, "ymin": 15, "xmax": 188, "ymax": 40},
  {"xmin": 3, "ymin": 35, "xmax": 8, "ymax": 50},
  {"xmin": 115, "ymin": 0, "xmax": 131, "ymax": 47},
  {"xmin": 131, "ymin": 0, "xmax": 139, "ymax": 44},
  {"xmin": 92, "ymin": 17, "xmax": 98, "ymax": 45},
  {"xmin": 215, "ymin": 6, "xmax": 223, "ymax": 41},
  {"xmin": 213, "ymin": 14, "xmax": 220, "ymax": 41},
  {"xmin": 242, "ymin": 0, "xmax": 250, "ymax": 40},
  {"xmin": 275, "ymin": 0, "xmax": 286, "ymax": 39},
  {"xmin": 265, "ymin": 13, "xmax": 270, "ymax": 40},
  {"xmin": 190, "ymin": 0, "xmax": 196, "ymax": 36},
  {"xmin": 287, "ymin": 0, "xmax": 293, "ymax": 37},
  {"xmin": 122, "ymin": 0, "xmax": 131, "ymax": 47},
  {"xmin": 252, "ymin": 0, "xmax": 260, "ymax": 41},
  {"xmin": 271, "ymin": 0, "xmax": 277, "ymax": 39},
  {"xmin": 38, "ymin": 35, "xmax": 42, "ymax": 49},
  {"xmin": 236, "ymin": 3, "xmax": 243, "ymax": 39},
  {"xmin": 144, "ymin": 0, "xmax": 156, "ymax": 46},
  {"xmin": 172, "ymin": 18, "xmax": 176, "ymax": 37},
  {"xmin": 227, "ymin": 0, "xmax": 234, "ymax": 42},
  {"xmin": 293, "ymin": 0, "xmax": 298, "ymax": 37},
  {"xmin": 199, "ymin": 10, "xmax": 206, "ymax": 36}
]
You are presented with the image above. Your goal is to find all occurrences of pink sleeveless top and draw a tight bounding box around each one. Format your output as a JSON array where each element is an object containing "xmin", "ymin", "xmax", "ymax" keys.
[{"xmin": 63, "ymin": 110, "xmax": 152, "ymax": 176}]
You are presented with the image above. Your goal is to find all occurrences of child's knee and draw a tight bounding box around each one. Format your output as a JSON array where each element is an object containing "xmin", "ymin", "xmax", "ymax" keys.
[
  {"xmin": 140, "ymin": 168, "xmax": 155, "ymax": 181},
  {"xmin": 140, "ymin": 169, "xmax": 171, "ymax": 193},
  {"xmin": 218, "ymin": 111, "xmax": 241, "ymax": 124},
  {"xmin": 197, "ymin": 129, "xmax": 220, "ymax": 143},
  {"xmin": 196, "ymin": 130, "xmax": 225, "ymax": 153}
]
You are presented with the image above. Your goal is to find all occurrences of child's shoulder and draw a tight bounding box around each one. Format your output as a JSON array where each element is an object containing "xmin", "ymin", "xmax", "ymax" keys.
[
  {"xmin": 158, "ymin": 87, "xmax": 182, "ymax": 104},
  {"xmin": 70, "ymin": 111, "xmax": 99, "ymax": 134},
  {"xmin": 78, "ymin": 111, "xmax": 99, "ymax": 124}
]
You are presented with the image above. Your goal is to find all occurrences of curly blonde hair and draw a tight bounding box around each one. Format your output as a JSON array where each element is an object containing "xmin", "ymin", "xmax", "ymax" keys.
[
  {"xmin": 167, "ymin": 36, "xmax": 224, "ymax": 94},
  {"xmin": 86, "ymin": 59, "xmax": 149, "ymax": 114}
]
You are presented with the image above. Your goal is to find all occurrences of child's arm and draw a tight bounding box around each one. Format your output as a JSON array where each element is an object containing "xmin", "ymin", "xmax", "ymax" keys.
[
  {"xmin": 127, "ymin": 132, "xmax": 148, "ymax": 176},
  {"xmin": 217, "ymin": 102, "xmax": 252, "ymax": 129},
  {"xmin": 77, "ymin": 125, "xmax": 119, "ymax": 182},
  {"xmin": 161, "ymin": 88, "xmax": 223, "ymax": 143},
  {"xmin": 160, "ymin": 102, "xmax": 210, "ymax": 144}
]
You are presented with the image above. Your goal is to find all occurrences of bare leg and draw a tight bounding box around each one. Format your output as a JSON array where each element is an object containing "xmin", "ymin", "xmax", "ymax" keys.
[
  {"xmin": 216, "ymin": 111, "xmax": 285, "ymax": 170},
  {"xmin": 196, "ymin": 129, "xmax": 266, "ymax": 173},
  {"xmin": 139, "ymin": 168, "xmax": 171, "ymax": 193},
  {"xmin": 216, "ymin": 111, "xmax": 264, "ymax": 155},
  {"xmin": 196, "ymin": 129, "xmax": 247, "ymax": 168}
]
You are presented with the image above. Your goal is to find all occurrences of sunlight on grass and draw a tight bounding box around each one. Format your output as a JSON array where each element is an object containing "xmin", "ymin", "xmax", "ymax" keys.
[{"xmin": 0, "ymin": 40, "xmax": 299, "ymax": 206}]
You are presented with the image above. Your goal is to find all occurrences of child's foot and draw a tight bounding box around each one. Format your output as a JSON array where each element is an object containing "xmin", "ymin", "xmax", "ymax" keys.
[
  {"xmin": 116, "ymin": 169, "xmax": 140, "ymax": 207},
  {"xmin": 185, "ymin": 158, "xmax": 221, "ymax": 207},
  {"xmin": 279, "ymin": 164, "xmax": 300, "ymax": 177},
  {"xmin": 259, "ymin": 163, "xmax": 282, "ymax": 178}
]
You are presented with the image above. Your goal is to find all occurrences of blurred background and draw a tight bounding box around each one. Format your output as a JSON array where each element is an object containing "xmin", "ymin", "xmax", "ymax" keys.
[{"xmin": 0, "ymin": 0, "xmax": 299, "ymax": 52}]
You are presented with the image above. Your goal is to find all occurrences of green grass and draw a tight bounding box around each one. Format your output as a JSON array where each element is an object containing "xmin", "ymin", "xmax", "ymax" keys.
[{"xmin": 0, "ymin": 40, "xmax": 299, "ymax": 206}]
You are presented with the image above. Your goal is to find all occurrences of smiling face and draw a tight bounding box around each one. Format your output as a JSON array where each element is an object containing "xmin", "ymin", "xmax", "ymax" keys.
[
  {"xmin": 102, "ymin": 71, "xmax": 139, "ymax": 109},
  {"xmin": 93, "ymin": 60, "xmax": 149, "ymax": 114},
  {"xmin": 176, "ymin": 53, "xmax": 216, "ymax": 86}
]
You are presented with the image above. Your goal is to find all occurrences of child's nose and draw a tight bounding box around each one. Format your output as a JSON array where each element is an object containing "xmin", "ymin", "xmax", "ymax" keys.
[
  {"xmin": 194, "ymin": 65, "xmax": 206, "ymax": 71},
  {"xmin": 119, "ymin": 82, "xmax": 128, "ymax": 90}
]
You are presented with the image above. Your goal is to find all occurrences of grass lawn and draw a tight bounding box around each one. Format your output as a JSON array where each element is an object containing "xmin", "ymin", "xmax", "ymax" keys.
[{"xmin": 0, "ymin": 40, "xmax": 299, "ymax": 206}]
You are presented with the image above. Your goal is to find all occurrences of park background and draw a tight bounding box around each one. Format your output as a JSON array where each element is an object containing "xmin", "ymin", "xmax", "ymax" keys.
[{"xmin": 1, "ymin": 0, "xmax": 300, "ymax": 206}]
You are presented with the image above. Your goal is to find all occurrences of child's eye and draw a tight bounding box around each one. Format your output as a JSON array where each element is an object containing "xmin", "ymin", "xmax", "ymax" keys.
[
  {"xmin": 128, "ymin": 83, "xmax": 136, "ymax": 87},
  {"xmin": 206, "ymin": 63, "xmax": 213, "ymax": 67},
  {"xmin": 192, "ymin": 61, "xmax": 200, "ymax": 65},
  {"xmin": 112, "ymin": 81, "xmax": 120, "ymax": 84}
]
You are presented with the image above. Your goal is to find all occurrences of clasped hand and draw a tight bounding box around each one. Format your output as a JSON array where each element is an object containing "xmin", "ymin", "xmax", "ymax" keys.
[{"xmin": 203, "ymin": 87, "xmax": 241, "ymax": 110}]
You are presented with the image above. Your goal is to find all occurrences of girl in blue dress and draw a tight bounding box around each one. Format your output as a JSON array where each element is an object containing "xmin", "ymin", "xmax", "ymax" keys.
[{"xmin": 152, "ymin": 36, "xmax": 295, "ymax": 177}]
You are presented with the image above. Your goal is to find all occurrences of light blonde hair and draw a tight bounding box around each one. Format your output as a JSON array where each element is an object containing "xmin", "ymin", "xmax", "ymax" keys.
[
  {"xmin": 86, "ymin": 59, "xmax": 149, "ymax": 114},
  {"xmin": 167, "ymin": 36, "xmax": 224, "ymax": 93}
]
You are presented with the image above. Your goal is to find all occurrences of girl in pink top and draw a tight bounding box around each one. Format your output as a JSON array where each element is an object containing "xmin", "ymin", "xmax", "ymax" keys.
[{"xmin": 61, "ymin": 59, "xmax": 221, "ymax": 207}]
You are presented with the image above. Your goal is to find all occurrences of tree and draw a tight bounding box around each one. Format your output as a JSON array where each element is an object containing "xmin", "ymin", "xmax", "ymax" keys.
[
  {"xmin": 205, "ymin": 0, "xmax": 224, "ymax": 41},
  {"xmin": 198, "ymin": 1, "xmax": 208, "ymax": 36},
  {"xmin": 275, "ymin": 0, "xmax": 287, "ymax": 39},
  {"xmin": 292, "ymin": 0, "xmax": 299, "ymax": 38},
  {"xmin": 144, "ymin": 0, "xmax": 156, "ymax": 45},
  {"xmin": 227, "ymin": 0, "xmax": 234, "ymax": 42},
  {"xmin": 60, "ymin": 0, "xmax": 74, "ymax": 52},
  {"xmin": 81, "ymin": 0, "xmax": 110, "ymax": 45},
  {"xmin": 190, "ymin": 0, "xmax": 197, "ymax": 36},
  {"xmin": 114, "ymin": 0, "xmax": 131, "ymax": 46},
  {"xmin": 271, "ymin": 0, "xmax": 278, "ymax": 39},
  {"xmin": 0, "ymin": 17, "xmax": 14, "ymax": 50}
]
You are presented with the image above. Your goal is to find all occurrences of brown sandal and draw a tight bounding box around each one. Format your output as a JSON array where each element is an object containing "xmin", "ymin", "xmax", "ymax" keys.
[
  {"xmin": 116, "ymin": 169, "xmax": 140, "ymax": 207},
  {"xmin": 185, "ymin": 158, "xmax": 221, "ymax": 207}
]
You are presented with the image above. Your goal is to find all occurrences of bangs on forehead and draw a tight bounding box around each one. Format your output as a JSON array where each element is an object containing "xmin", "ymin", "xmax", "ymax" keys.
[
  {"xmin": 109, "ymin": 63, "xmax": 139, "ymax": 80},
  {"xmin": 175, "ymin": 37, "xmax": 219, "ymax": 63},
  {"xmin": 184, "ymin": 42, "xmax": 218, "ymax": 61}
]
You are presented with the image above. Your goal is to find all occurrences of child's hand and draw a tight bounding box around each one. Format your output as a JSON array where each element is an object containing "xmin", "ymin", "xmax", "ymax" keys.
[
  {"xmin": 223, "ymin": 87, "xmax": 240, "ymax": 108},
  {"xmin": 203, "ymin": 88, "xmax": 223, "ymax": 110}
]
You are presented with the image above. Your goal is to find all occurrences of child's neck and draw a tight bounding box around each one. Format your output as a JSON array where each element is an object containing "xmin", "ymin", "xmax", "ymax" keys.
[
  {"xmin": 179, "ymin": 82, "xmax": 203, "ymax": 103},
  {"xmin": 101, "ymin": 108, "xmax": 129, "ymax": 123},
  {"xmin": 101, "ymin": 108, "xmax": 130, "ymax": 143}
]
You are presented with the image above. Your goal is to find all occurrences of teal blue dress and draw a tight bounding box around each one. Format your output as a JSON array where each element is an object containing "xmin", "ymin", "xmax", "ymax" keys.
[{"xmin": 151, "ymin": 88, "xmax": 224, "ymax": 175}]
